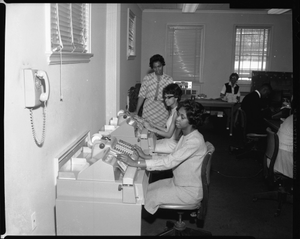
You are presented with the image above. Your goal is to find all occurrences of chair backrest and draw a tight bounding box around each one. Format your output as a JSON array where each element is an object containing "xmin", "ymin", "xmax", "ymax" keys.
[
  {"xmin": 234, "ymin": 107, "xmax": 267, "ymax": 144},
  {"xmin": 198, "ymin": 141, "xmax": 215, "ymax": 221},
  {"xmin": 264, "ymin": 127, "xmax": 279, "ymax": 185},
  {"xmin": 127, "ymin": 83, "xmax": 143, "ymax": 116},
  {"xmin": 202, "ymin": 141, "xmax": 215, "ymax": 186},
  {"xmin": 234, "ymin": 107, "xmax": 247, "ymax": 144}
]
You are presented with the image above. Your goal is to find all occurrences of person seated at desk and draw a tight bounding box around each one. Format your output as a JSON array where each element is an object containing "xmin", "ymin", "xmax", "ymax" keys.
[
  {"xmin": 220, "ymin": 73, "xmax": 241, "ymax": 103},
  {"xmin": 117, "ymin": 99, "xmax": 207, "ymax": 215},
  {"xmin": 271, "ymin": 94, "xmax": 293, "ymax": 120},
  {"xmin": 143, "ymin": 83, "xmax": 182, "ymax": 154},
  {"xmin": 241, "ymin": 83, "xmax": 273, "ymax": 134},
  {"xmin": 220, "ymin": 73, "xmax": 241, "ymax": 129},
  {"xmin": 273, "ymin": 114, "xmax": 293, "ymax": 178},
  {"xmin": 273, "ymin": 98, "xmax": 294, "ymax": 179}
]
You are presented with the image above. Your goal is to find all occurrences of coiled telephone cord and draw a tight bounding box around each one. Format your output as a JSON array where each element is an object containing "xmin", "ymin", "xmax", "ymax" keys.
[{"xmin": 30, "ymin": 102, "xmax": 47, "ymax": 147}]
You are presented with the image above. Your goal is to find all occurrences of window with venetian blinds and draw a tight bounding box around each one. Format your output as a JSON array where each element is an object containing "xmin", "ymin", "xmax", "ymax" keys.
[
  {"xmin": 166, "ymin": 25, "xmax": 204, "ymax": 83},
  {"xmin": 234, "ymin": 27, "xmax": 271, "ymax": 81},
  {"xmin": 127, "ymin": 8, "xmax": 136, "ymax": 59},
  {"xmin": 48, "ymin": 3, "xmax": 93, "ymax": 64}
]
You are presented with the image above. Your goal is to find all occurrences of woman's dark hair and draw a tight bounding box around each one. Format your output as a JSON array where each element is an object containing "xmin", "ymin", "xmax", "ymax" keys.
[
  {"xmin": 149, "ymin": 54, "xmax": 166, "ymax": 68},
  {"xmin": 230, "ymin": 73, "xmax": 239, "ymax": 79},
  {"xmin": 162, "ymin": 83, "xmax": 182, "ymax": 112},
  {"xmin": 163, "ymin": 83, "xmax": 182, "ymax": 100},
  {"xmin": 177, "ymin": 99, "xmax": 204, "ymax": 129}
]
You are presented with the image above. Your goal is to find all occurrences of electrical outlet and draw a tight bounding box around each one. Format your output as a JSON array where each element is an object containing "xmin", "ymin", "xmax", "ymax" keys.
[
  {"xmin": 21, "ymin": 62, "xmax": 32, "ymax": 69},
  {"xmin": 31, "ymin": 212, "xmax": 37, "ymax": 231}
]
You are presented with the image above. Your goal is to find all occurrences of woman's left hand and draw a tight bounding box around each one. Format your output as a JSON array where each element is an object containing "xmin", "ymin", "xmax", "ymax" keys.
[
  {"xmin": 144, "ymin": 122, "xmax": 155, "ymax": 132},
  {"xmin": 133, "ymin": 145, "xmax": 145, "ymax": 157},
  {"xmin": 116, "ymin": 154, "xmax": 135, "ymax": 167}
]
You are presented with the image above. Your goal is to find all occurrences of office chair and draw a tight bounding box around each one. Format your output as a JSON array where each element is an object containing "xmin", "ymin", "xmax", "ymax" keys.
[
  {"xmin": 232, "ymin": 107, "xmax": 267, "ymax": 160},
  {"xmin": 253, "ymin": 127, "xmax": 293, "ymax": 217},
  {"xmin": 156, "ymin": 141, "xmax": 215, "ymax": 236},
  {"xmin": 127, "ymin": 83, "xmax": 144, "ymax": 117}
]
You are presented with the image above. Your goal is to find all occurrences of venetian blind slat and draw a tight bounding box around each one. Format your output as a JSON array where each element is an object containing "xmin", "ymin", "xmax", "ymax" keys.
[{"xmin": 51, "ymin": 3, "xmax": 88, "ymax": 53}]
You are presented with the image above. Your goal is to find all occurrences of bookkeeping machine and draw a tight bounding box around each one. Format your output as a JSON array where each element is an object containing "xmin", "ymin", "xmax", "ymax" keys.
[{"xmin": 54, "ymin": 110, "xmax": 156, "ymax": 235}]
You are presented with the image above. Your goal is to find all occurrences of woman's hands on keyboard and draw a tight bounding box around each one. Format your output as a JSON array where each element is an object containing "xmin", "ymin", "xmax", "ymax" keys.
[
  {"xmin": 133, "ymin": 144, "xmax": 149, "ymax": 159},
  {"xmin": 131, "ymin": 150, "xmax": 139, "ymax": 161},
  {"xmin": 117, "ymin": 154, "xmax": 135, "ymax": 167}
]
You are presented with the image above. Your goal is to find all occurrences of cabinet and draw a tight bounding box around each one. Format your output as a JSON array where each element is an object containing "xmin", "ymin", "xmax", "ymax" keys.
[{"xmin": 251, "ymin": 71, "xmax": 293, "ymax": 98}]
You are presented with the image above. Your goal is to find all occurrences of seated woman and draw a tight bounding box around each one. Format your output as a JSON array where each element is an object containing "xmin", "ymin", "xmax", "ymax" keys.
[
  {"xmin": 143, "ymin": 83, "xmax": 182, "ymax": 153},
  {"xmin": 273, "ymin": 96, "xmax": 294, "ymax": 179},
  {"xmin": 117, "ymin": 99, "xmax": 207, "ymax": 215}
]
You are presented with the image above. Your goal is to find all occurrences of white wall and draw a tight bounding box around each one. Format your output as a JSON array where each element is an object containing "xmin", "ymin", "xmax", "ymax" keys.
[
  {"xmin": 4, "ymin": 3, "xmax": 143, "ymax": 235},
  {"xmin": 118, "ymin": 4, "xmax": 143, "ymax": 110},
  {"xmin": 141, "ymin": 10, "xmax": 293, "ymax": 98},
  {"xmin": 4, "ymin": 4, "xmax": 107, "ymax": 235}
]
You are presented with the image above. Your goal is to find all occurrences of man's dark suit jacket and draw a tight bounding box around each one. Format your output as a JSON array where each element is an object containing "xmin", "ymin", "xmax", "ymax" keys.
[{"xmin": 241, "ymin": 90, "xmax": 271, "ymax": 134}]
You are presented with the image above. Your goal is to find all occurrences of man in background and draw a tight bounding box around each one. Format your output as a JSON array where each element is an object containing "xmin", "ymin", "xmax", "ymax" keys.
[{"xmin": 241, "ymin": 83, "xmax": 272, "ymax": 134}]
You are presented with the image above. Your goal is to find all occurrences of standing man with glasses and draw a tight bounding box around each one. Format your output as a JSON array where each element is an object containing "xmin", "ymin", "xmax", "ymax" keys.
[{"xmin": 132, "ymin": 54, "xmax": 173, "ymax": 127}]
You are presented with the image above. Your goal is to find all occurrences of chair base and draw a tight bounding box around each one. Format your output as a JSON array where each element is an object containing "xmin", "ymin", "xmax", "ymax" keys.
[
  {"xmin": 230, "ymin": 132, "xmax": 267, "ymax": 160},
  {"xmin": 157, "ymin": 220, "xmax": 212, "ymax": 236},
  {"xmin": 236, "ymin": 148, "xmax": 264, "ymax": 160},
  {"xmin": 229, "ymin": 145, "xmax": 264, "ymax": 161},
  {"xmin": 253, "ymin": 190, "xmax": 293, "ymax": 217},
  {"xmin": 189, "ymin": 212, "xmax": 205, "ymax": 228}
]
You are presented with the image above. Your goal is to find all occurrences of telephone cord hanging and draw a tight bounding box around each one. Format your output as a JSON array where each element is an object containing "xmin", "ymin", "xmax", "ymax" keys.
[{"xmin": 30, "ymin": 102, "xmax": 47, "ymax": 147}]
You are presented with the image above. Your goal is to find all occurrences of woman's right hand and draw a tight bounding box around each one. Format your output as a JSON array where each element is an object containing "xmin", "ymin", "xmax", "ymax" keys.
[
  {"xmin": 133, "ymin": 144, "xmax": 148, "ymax": 158},
  {"xmin": 116, "ymin": 154, "xmax": 135, "ymax": 167},
  {"xmin": 144, "ymin": 120, "xmax": 155, "ymax": 128},
  {"xmin": 143, "ymin": 121, "xmax": 151, "ymax": 129},
  {"xmin": 130, "ymin": 111, "xmax": 137, "ymax": 117},
  {"xmin": 144, "ymin": 123, "xmax": 156, "ymax": 133}
]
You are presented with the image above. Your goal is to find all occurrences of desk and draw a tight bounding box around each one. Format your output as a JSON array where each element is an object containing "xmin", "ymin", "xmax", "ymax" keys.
[
  {"xmin": 264, "ymin": 118, "xmax": 282, "ymax": 132},
  {"xmin": 55, "ymin": 131, "xmax": 149, "ymax": 235},
  {"xmin": 182, "ymin": 96, "xmax": 236, "ymax": 136}
]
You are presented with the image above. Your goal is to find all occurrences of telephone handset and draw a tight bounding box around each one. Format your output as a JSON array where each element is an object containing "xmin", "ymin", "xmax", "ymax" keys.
[
  {"xmin": 23, "ymin": 69, "xmax": 50, "ymax": 147},
  {"xmin": 24, "ymin": 69, "xmax": 50, "ymax": 108}
]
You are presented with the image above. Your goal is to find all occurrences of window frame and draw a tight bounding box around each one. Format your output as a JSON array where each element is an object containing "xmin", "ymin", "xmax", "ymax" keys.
[
  {"xmin": 165, "ymin": 24, "xmax": 204, "ymax": 83},
  {"xmin": 232, "ymin": 25, "xmax": 272, "ymax": 84},
  {"xmin": 127, "ymin": 8, "xmax": 136, "ymax": 60},
  {"xmin": 45, "ymin": 3, "xmax": 93, "ymax": 65}
]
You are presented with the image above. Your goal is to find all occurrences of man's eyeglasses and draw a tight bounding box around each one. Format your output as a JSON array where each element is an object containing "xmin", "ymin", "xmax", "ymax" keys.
[{"xmin": 163, "ymin": 95, "xmax": 174, "ymax": 100}]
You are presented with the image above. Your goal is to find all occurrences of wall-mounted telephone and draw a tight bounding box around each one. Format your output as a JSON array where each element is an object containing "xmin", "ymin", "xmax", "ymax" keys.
[
  {"xmin": 24, "ymin": 69, "xmax": 50, "ymax": 108},
  {"xmin": 23, "ymin": 69, "xmax": 50, "ymax": 147}
]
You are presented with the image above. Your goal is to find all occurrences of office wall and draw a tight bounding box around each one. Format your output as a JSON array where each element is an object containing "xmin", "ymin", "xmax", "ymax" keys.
[
  {"xmin": 4, "ymin": 3, "xmax": 143, "ymax": 235},
  {"xmin": 119, "ymin": 4, "xmax": 143, "ymax": 110},
  {"xmin": 4, "ymin": 4, "xmax": 107, "ymax": 235},
  {"xmin": 141, "ymin": 10, "xmax": 293, "ymax": 98}
]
